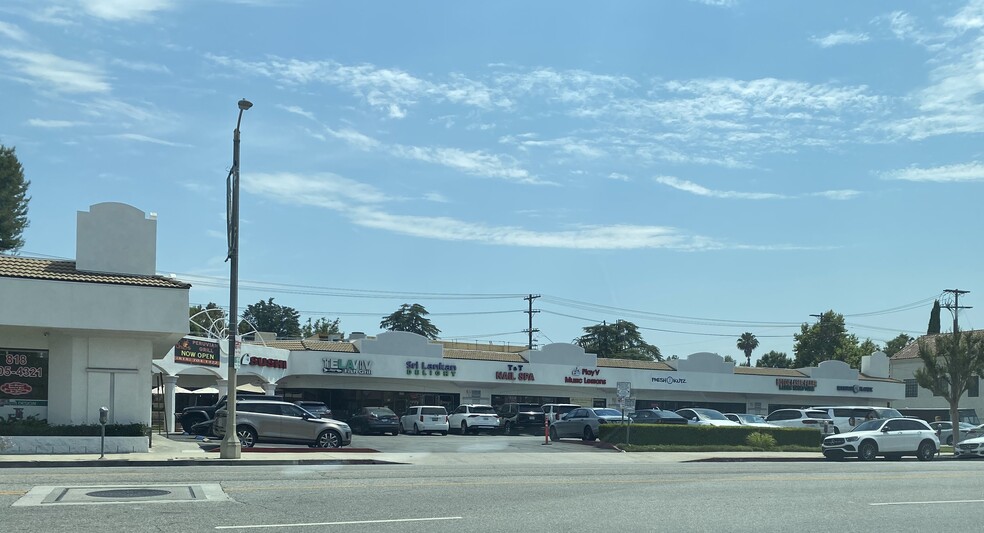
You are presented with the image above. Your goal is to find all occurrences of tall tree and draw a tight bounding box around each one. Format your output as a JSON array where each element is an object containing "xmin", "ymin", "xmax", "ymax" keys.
[
  {"xmin": 928, "ymin": 300, "xmax": 942, "ymax": 335},
  {"xmin": 0, "ymin": 144, "xmax": 31, "ymax": 253},
  {"xmin": 241, "ymin": 298, "xmax": 301, "ymax": 338},
  {"xmin": 793, "ymin": 310, "xmax": 869, "ymax": 368},
  {"xmin": 573, "ymin": 320, "xmax": 662, "ymax": 361},
  {"xmin": 380, "ymin": 303, "xmax": 440, "ymax": 339},
  {"xmin": 301, "ymin": 317, "xmax": 342, "ymax": 338},
  {"xmin": 884, "ymin": 333, "xmax": 915, "ymax": 358},
  {"xmin": 189, "ymin": 302, "xmax": 227, "ymax": 338},
  {"xmin": 914, "ymin": 330, "xmax": 984, "ymax": 452},
  {"xmin": 736, "ymin": 332, "xmax": 759, "ymax": 367},
  {"xmin": 756, "ymin": 350, "xmax": 793, "ymax": 368},
  {"xmin": 723, "ymin": 355, "xmax": 737, "ymax": 364}
]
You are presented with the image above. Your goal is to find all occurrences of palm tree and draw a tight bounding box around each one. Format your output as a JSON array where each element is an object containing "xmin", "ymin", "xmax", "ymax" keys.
[{"xmin": 737, "ymin": 332, "xmax": 759, "ymax": 367}]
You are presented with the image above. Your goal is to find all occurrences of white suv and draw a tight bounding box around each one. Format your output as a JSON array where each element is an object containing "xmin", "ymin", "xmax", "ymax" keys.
[
  {"xmin": 448, "ymin": 404, "xmax": 500, "ymax": 434},
  {"xmin": 810, "ymin": 405, "xmax": 903, "ymax": 434},
  {"xmin": 765, "ymin": 409, "xmax": 836, "ymax": 435},
  {"xmin": 400, "ymin": 405, "xmax": 449, "ymax": 435},
  {"xmin": 822, "ymin": 417, "xmax": 938, "ymax": 461}
]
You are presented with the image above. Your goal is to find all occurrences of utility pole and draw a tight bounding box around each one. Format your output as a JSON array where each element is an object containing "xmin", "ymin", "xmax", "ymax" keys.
[
  {"xmin": 942, "ymin": 289, "xmax": 971, "ymax": 333},
  {"xmin": 523, "ymin": 294, "xmax": 540, "ymax": 350}
]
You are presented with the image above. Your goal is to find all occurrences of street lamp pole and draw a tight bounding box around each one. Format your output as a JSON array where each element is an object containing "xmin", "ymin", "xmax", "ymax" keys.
[{"xmin": 220, "ymin": 98, "xmax": 252, "ymax": 459}]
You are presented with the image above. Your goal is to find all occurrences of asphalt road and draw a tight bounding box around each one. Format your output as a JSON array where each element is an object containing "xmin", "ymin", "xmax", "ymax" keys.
[{"xmin": 3, "ymin": 457, "xmax": 984, "ymax": 532}]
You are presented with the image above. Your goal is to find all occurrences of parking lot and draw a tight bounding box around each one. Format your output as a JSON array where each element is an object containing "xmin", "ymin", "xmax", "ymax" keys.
[{"xmin": 175, "ymin": 429, "xmax": 614, "ymax": 454}]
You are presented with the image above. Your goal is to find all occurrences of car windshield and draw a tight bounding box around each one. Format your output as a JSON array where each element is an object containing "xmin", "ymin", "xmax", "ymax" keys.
[
  {"xmin": 657, "ymin": 411, "xmax": 685, "ymax": 419},
  {"xmin": 873, "ymin": 408, "xmax": 903, "ymax": 418},
  {"xmin": 421, "ymin": 407, "xmax": 446, "ymax": 415},
  {"xmin": 594, "ymin": 409, "xmax": 623, "ymax": 417},
  {"xmin": 518, "ymin": 404, "xmax": 544, "ymax": 412},
  {"xmin": 851, "ymin": 420, "xmax": 884, "ymax": 432},
  {"xmin": 471, "ymin": 406, "xmax": 496, "ymax": 414},
  {"xmin": 739, "ymin": 414, "xmax": 767, "ymax": 424},
  {"xmin": 369, "ymin": 408, "xmax": 395, "ymax": 416},
  {"xmin": 694, "ymin": 409, "xmax": 728, "ymax": 420},
  {"xmin": 806, "ymin": 411, "xmax": 832, "ymax": 419}
]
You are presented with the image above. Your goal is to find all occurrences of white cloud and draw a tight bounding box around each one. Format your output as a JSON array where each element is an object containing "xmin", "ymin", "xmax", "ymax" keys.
[
  {"xmin": 812, "ymin": 31, "xmax": 870, "ymax": 48},
  {"xmin": 111, "ymin": 58, "xmax": 171, "ymax": 74},
  {"xmin": 278, "ymin": 104, "xmax": 315, "ymax": 120},
  {"xmin": 110, "ymin": 133, "xmax": 191, "ymax": 147},
  {"xmin": 327, "ymin": 127, "xmax": 379, "ymax": 151},
  {"xmin": 811, "ymin": 189, "xmax": 862, "ymax": 200},
  {"xmin": 608, "ymin": 172, "xmax": 630, "ymax": 181},
  {"xmin": 688, "ymin": 0, "xmax": 738, "ymax": 7},
  {"xmin": 80, "ymin": 0, "xmax": 175, "ymax": 21},
  {"xmin": 881, "ymin": 162, "xmax": 984, "ymax": 182},
  {"xmin": 423, "ymin": 192, "xmax": 449, "ymax": 203},
  {"xmin": 654, "ymin": 176, "xmax": 787, "ymax": 200},
  {"xmin": 392, "ymin": 145, "xmax": 549, "ymax": 184},
  {"xmin": 0, "ymin": 21, "xmax": 28, "ymax": 42},
  {"xmin": 26, "ymin": 118, "xmax": 83, "ymax": 128},
  {"xmin": 81, "ymin": 98, "xmax": 166, "ymax": 123},
  {"xmin": 0, "ymin": 49, "xmax": 109, "ymax": 93},
  {"xmin": 947, "ymin": 0, "xmax": 984, "ymax": 32},
  {"xmin": 243, "ymin": 172, "xmax": 394, "ymax": 208}
]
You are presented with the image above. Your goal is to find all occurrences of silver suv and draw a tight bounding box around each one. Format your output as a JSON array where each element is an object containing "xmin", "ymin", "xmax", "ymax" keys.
[{"xmin": 213, "ymin": 399, "xmax": 352, "ymax": 448}]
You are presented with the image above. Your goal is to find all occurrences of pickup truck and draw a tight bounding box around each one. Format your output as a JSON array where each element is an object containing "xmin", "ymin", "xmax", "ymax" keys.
[{"xmin": 179, "ymin": 394, "xmax": 282, "ymax": 435}]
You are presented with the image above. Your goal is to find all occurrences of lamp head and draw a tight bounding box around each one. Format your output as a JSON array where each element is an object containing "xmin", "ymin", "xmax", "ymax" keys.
[{"xmin": 238, "ymin": 99, "xmax": 253, "ymax": 111}]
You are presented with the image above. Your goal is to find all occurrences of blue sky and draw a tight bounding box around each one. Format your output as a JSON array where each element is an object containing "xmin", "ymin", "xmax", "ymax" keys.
[{"xmin": 2, "ymin": 0, "xmax": 983, "ymax": 363}]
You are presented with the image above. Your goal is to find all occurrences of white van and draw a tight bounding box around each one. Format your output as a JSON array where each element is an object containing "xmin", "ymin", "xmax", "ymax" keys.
[
  {"xmin": 400, "ymin": 405, "xmax": 450, "ymax": 435},
  {"xmin": 810, "ymin": 406, "xmax": 903, "ymax": 434}
]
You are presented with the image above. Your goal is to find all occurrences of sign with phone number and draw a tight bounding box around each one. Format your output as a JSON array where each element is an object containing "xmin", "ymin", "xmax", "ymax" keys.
[{"xmin": 0, "ymin": 349, "xmax": 48, "ymax": 401}]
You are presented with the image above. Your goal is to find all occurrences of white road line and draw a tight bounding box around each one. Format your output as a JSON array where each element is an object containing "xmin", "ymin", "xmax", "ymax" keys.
[
  {"xmin": 215, "ymin": 516, "xmax": 463, "ymax": 529},
  {"xmin": 870, "ymin": 499, "xmax": 984, "ymax": 506}
]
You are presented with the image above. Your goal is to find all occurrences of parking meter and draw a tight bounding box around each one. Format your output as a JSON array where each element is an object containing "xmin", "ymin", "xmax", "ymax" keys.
[
  {"xmin": 99, "ymin": 406, "xmax": 109, "ymax": 425},
  {"xmin": 98, "ymin": 406, "xmax": 109, "ymax": 459}
]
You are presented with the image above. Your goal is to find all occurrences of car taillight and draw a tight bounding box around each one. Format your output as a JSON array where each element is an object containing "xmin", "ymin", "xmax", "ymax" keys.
[
  {"xmin": 419, "ymin": 415, "xmax": 424, "ymax": 422},
  {"xmin": 598, "ymin": 419, "xmax": 607, "ymax": 424},
  {"xmin": 555, "ymin": 413, "xmax": 560, "ymax": 420},
  {"xmin": 445, "ymin": 416, "xmax": 449, "ymax": 423}
]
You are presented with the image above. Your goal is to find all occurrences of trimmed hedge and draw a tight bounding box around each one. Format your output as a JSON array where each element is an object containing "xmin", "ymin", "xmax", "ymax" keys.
[
  {"xmin": 598, "ymin": 423, "xmax": 822, "ymax": 448},
  {"xmin": 0, "ymin": 419, "xmax": 148, "ymax": 437}
]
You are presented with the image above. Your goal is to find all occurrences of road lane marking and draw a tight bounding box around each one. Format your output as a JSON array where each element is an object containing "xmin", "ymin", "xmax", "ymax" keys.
[
  {"xmin": 215, "ymin": 516, "xmax": 463, "ymax": 529},
  {"xmin": 870, "ymin": 499, "xmax": 984, "ymax": 506}
]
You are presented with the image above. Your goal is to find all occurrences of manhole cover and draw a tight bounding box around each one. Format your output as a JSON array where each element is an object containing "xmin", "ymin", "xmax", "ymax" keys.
[{"xmin": 86, "ymin": 489, "xmax": 172, "ymax": 498}]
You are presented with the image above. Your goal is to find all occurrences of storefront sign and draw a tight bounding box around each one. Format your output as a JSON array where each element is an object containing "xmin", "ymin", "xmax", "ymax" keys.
[
  {"xmin": 406, "ymin": 360, "xmax": 457, "ymax": 377},
  {"xmin": 495, "ymin": 364, "xmax": 534, "ymax": 382},
  {"xmin": 565, "ymin": 367, "xmax": 607, "ymax": 385},
  {"xmin": 652, "ymin": 375, "xmax": 687, "ymax": 386},
  {"xmin": 837, "ymin": 384, "xmax": 874, "ymax": 394},
  {"xmin": 245, "ymin": 355, "xmax": 287, "ymax": 369},
  {"xmin": 174, "ymin": 338, "xmax": 220, "ymax": 367},
  {"xmin": 323, "ymin": 358, "xmax": 373, "ymax": 375},
  {"xmin": 776, "ymin": 378, "xmax": 817, "ymax": 391},
  {"xmin": 0, "ymin": 348, "xmax": 48, "ymax": 421}
]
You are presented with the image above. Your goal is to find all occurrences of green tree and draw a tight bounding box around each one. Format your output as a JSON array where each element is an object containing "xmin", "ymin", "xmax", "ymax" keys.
[
  {"xmin": 723, "ymin": 355, "xmax": 737, "ymax": 364},
  {"xmin": 914, "ymin": 330, "xmax": 984, "ymax": 451},
  {"xmin": 756, "ymin": 350, "xmax": 793, "ymax": 368},
  {"xmin": 189, "ymin": 302, "xmax": 227, "ymax": 338},
  {"xmin": 301, "ymin": 317, "xmax": 342, "ymax": 338},
  {"xmin": 241, "ymin": 298, "xmax": 301, "ymax": 338},
  {"xmin": 380, "ymin": 303, "xmax": 441, "ymax": 339},
  {"xmin": 928, "ymin": 300, "xmax": 942, "ymax": 335},
  {"xmin": 0, "ymin": 144, "xmax": 31, "ymax": 253},
  {"xmin": 840, "ymin": 338, "xmax": 882, "ymax": 369},
  {"xmin": 793, "ymin": 310, "xmax": 868, "ymax": 368},
  {"xmin": 884, "ymin": 333, "xmax": 915, "ymax": 358},
  {"xmin": 736, "ymin": 332, "xmax": 759, "ymax": 367},
  {"xmin": 573, "ymin": 320, "xmax": 662, "ymax": 361}
]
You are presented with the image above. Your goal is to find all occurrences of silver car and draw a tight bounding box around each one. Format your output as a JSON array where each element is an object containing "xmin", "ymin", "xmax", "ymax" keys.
[
  {"xmin": 549, "ymin": 407, "xmax": 625, "ymax": 442},
  {"xmin": 213, "ymin": 399, "xmax": 352, "ymax": 448}
]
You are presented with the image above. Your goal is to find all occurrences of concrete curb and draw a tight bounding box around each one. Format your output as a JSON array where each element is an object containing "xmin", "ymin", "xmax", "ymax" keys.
[{"xmin": 0, "ymin": 458, "xmax": 404, "ymax": 469}]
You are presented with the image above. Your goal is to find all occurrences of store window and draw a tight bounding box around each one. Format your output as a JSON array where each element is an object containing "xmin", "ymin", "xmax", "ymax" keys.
[
  {"xmin": 969, "ymin": 376, "xmax": 980, "ymax": 398},
  {"xmin": 593, "ymin": 398, "xmax": 606, "ymax": 408},
  {"xmin": 904, "ymin": 379, "xmax": 918, "ymax": 398}
]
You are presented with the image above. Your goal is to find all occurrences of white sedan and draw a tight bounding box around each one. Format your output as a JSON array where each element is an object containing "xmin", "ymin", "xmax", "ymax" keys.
[
  {"xmin": 676, "ymin": 408, "xmax": 741, "ymax": 427},
  {"xmin": 724, "ymin": 413, "xmax": 779, "ymax": 428},
  {"xmin": 955, "ymin": 435, "xmax": 984, "ymax": 458}
]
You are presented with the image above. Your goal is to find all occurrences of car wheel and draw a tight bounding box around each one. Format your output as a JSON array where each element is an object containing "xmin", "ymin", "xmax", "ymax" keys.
[
  {"xmin": 413, "ymin": 423, "xmax": 421, "ymax": 435},
  {"xmin": 858, "ymin": 441, "xmax": 877, "ymax": 461},
  {"xmin": 461, "ymin": 422, "xmax": 469, "ymax": 435},
  {"xmin": 946, "ymin": 435, "xmax": 954, "ymax": 446},
  {"xmin": 917, "ymin": 440, "xmax": 937, "ymax": 461},
  {"xmin": 391, "ymin": 430, "xmax": 400, "ymax": 436},
  {"xmin": 440, "ymin": 431, "xmax": 448, "ymax": 436},
  {"xmin": 183, "ymin": 415, "xmax": 205, "ymax": 434},
  {"xmin": 315, "ymin": 429, "xmax": 341, "ymax": 448},
  {"xmin": 236, "ymin": 426, "xmax": 257, "ymax": 448},
  {"xmin": 504, "ymin": 421, "xmax": 513, "ymax": 435},
  {"xmin": 583, "ymin": 426, "xmax": 596, "ymax": 442},
  {"xmin": 549, "ymin": 427, "xmax": 558, "ymax": 442}
]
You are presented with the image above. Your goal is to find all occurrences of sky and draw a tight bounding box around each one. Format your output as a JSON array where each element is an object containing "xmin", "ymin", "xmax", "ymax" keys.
[{"xmin": 2, "ymin": 0, "xmax": 983, "ymax": 363}]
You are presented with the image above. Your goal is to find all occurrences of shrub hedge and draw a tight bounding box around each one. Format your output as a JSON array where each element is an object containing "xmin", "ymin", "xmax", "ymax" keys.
[
  {"xmin": 0, "ymin": 419, "xmax": 148, "ymax": 437},
  {"xmin": 598, "ymin": 423, "xmax": 822, "ymax": 448}
]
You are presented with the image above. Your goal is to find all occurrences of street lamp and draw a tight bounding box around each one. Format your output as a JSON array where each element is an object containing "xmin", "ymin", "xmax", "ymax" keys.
[{"xmin": 220, "ymin": 98, "xmax": 252, "ymax": 459}]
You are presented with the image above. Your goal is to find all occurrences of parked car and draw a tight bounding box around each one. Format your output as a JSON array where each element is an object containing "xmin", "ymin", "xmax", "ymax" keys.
[
  {"xmin": 628, "ymin": 409, "xmax": 688, "ymax": 425},
  {"xmin": 954, "ymin": 434, "xmax": 984, "ymax": 458},
  {"xmin": 294, "ymin": 401, "xmax": 331, "ymax": 418},
  {"xmin": 550, "ymin": 407, "xmax": 625, "ymax": 441},
  {"xmin": 212, "ymin": 399, "xmax": 352, "ymax": 448},
  {"xmin": 929, "ymin": 421, "xmax": 978, "ymax": 446},
  {"xmin": 724, "ymin": 413, "xmax": 779, "ymax": 428},
  {"xmin": 181, "ymin": 394, "xmax": 283, "ymax": 436},
  {"xmin": 400, "ymin": 405, "xmax": 449, "ymax": 435},
  {"xmin": 675, "ymin": 408, "xmax": 741, "ymax": 427},
  {"xmin": 349, "ymin": 406, "xmax": 401, "ymax": 435},
  {"xmin": 542, "ymin": 403, "xmax": 581, "ymax": 425},
  {"xmin": 810, "ymin": 405, "xmax": 904, "ymax": 434},
  {"xmin": 449, "ymin": 404, "xmax": 501, "ymax": 434},
  {"xmin": 765, "ymin": 408, "xmax": 836, "ymax": 435},
  {"xmin": 497, "ymin": 403, "xmax": 546, "ymax": 434},
  {"xmin": 821, "ymin": 417, "xmax": 938, "ymax": 461}
]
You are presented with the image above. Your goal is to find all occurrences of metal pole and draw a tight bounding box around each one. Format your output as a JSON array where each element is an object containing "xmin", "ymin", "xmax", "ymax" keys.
[{"xmin": 220, "ymin": 99, "xmax": 251, "ymax": 459}]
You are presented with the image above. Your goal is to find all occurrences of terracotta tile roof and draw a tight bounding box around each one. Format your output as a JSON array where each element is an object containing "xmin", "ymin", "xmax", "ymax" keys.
[
  {"xmin": 890, "ymin": 331, "xmax": 984, "ymax": 360},
  {"xmin": 597, "ymin": 358, "xmax": 675, "ymax": 371},
  {"xmin": 439, "ymin": 340, "xmax": 529, "ymax": 354},
  {"xmin": 255, "ymin": 340, "xmax": 306, "ymax": 350},
  {"xmin": 0, "ymin": 254, "xmax": 190, "ymax": 289},
  {"xmin": 301, "ymin": 340, "xmax": 358, "ymax": 352},
  {"xmin": 443, "ymin": 349, "xmax": 528, "ymax": 362},
  {"xmin": 734, "ymin": 366, "xmax": 808, "ymax": 377}
]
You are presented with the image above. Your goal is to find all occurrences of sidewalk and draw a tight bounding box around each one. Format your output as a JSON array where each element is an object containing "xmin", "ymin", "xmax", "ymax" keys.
[{"xmin": 0, "ymin": 434, "xmax": 837, "ymax": 468}]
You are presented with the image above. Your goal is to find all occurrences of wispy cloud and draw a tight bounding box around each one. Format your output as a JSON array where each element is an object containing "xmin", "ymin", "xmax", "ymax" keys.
[
  {"xmin": 111, "ymin": 58, "xmax": 171, "ymax": 74},
  {"xmin": 810, "ymin": 189, "xmax": 862, "ymax": 200},
  {"xmin": 655, "ymin": 176, "xmax": 787, "ymax": 200},
  {"xmin": 423, "ymin": 192, "xmax": 449, "ymax": 203},
  {"xmin": 27, "ymin": 118, "xmax": 84, "ymax": 128},
  {"xmin": 0, "ymin": 49, "xmax": 109, "ymax": 93},
  {"xmin": 392, "ymin": 145, "xmax": 548, "ymax": 184},
  {"xmin": 243, "ymin": 172, "xmax": 394, "ymax": 208},
  {"xmin": 882, "ymin": 162, "xmax": 984, "ymax": 182},
  {"xmin": 812, "ymin": 31, "xmax": 870, "ymax": 48},
  {"xmin": 688, "ymin": 0, "xmax": 738, "ymax": 7},
  {"xmin": 327, "ymin": 127, "xmax": 379, "ymax": 151},
  {"xmin": 608, "ymin": 172, "xmax": 630, "ymax": 181},
  {"xmin": 0, "ymin": 21, "xmax": 28, "ymax": 42},
  {"xmin": 278, "ymin": 104, "xmax": 315, "ymax": 120},
  {"xmin": 80, "ymin": 0, "xmax": 176, "ymax": 21},
  {"xmin": 110, "ymin": 133, "xmax": 191, "ymax": 147}
]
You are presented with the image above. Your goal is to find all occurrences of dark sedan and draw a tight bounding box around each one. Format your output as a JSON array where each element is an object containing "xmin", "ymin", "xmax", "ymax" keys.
[
  {"xmin": 349, "ymin": 406, "xmax": 401, "ymax": 435},
  {"xmin": 628, "ymin": 409, "xmax": 688, "ymax": 425}
]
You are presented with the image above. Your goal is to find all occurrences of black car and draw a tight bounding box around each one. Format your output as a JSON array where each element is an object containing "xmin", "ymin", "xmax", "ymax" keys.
[
  {"xmin": 497, "ymin": 403, "xmax": 545, "ymax": 434},
  {"xmin": 349, "ymin": 406, "xmax": 401, "ymax": 435},
  {"xmin": 628, "ymin": 409, "xmax": 688, "ymax": 425}
]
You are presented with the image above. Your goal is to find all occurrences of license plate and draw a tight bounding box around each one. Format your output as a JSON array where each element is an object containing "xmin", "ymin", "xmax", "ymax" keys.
[{"xmin": 431, "ymin": 417, "xmax": 439, "ymax": 422}]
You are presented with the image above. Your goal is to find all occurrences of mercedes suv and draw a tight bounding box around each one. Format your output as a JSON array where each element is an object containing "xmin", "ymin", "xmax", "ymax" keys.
[{"xmin": 497, "ymin": 403, "xmax": 545, "ymax": 434}]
